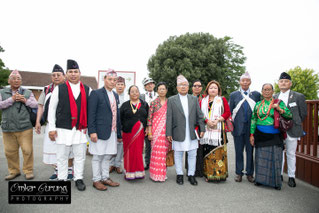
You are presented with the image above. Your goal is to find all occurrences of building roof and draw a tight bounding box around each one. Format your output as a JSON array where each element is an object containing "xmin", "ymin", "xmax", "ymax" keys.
[{"xmin": 18, "ymin": 71, "xmax": 98, "ymax": 90}]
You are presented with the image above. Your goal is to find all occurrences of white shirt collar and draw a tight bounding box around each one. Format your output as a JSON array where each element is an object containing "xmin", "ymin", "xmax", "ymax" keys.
[
  {"xmin": 280, "ymin": 89, "xmax": 290, "ymax": 95},
  {"xmin": 240, "ymin": 88, "xmax": 250, "ymax": 94}
]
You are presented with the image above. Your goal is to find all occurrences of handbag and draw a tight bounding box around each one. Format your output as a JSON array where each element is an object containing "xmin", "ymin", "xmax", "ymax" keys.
[
  {"xmin": 274, "ymin": 99, "xmax": 293, "ymax": 132},
  {"xmin": 166, "ymin": 150, "xmax": 174, "ymax": 167},
  {"xmin": 224, "ymin": 116, "xmax": 234, "ymax": 132}
]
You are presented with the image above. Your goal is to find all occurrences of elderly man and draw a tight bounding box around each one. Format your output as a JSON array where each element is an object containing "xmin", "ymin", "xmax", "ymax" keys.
[
  {"xmin": 109, "ymin": 76, "xmax": 127, "ymax": 174},
  {"xmin": 140, "ymin": 77, "xmax": 157, "ymax": 170},
  {"xmin": 48, "ymin": 59, "xmax": 90, "ymax": 191},
  {"xmin": 35, "ymin": 64, "xmax": 74, "ymax": 180},
  {"xmin": 229, "ymin": 72, "xmax": 261, "ymax": 183},
  {"xmin": 88, "ymin": 69, "xmax": 121, "ymax": 191},
  {"xmin": 166, "ymin": 75, "xmax": 205, "ymax": 186},
  {"xmin": 275, "ymin": 72, "xmax": 307, "ymax": 187},
  {"xmin": 0, "ymin": 70, "xmax": 38, "ymax": 180}
]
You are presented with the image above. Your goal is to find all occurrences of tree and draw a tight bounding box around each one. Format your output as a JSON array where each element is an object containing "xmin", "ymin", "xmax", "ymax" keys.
[
  {"xmin": 147, "ymin": 33, "xmax": 246, "ymax": 97},
  {"xmin": 0, "ymin": 45, "xmax": 10, "ymax": 88},
  {"xmin": 274, "ymin": 66, "xmax": 319, "ymax": 100}
]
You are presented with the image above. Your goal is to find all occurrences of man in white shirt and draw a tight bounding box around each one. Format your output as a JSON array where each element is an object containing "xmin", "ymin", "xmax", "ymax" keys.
[
  {"xmin": 166, "ymin": 75, "xmax": 205, "ymax": 185},
  {"xmin": 274, "ymin": 72, "xmax": 307, "ymax": 187},
  {"xmin": 48, "ymin": 59, "xmax": 90, "ymax": 191},
  {"xmin": 140, "ymin": 77, "xmax": 157, "ymax": 170}
]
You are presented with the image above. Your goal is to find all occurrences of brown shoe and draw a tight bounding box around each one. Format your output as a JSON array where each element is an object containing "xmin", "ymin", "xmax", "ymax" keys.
[
  {"xmin": 101, "ymin": 178, "xmax": 120, "ymax": 187},
  {"xmin": 25, "ymin": 173, "xmax": 34, "ymax": 180},
  {"xmin": 234, "ymin": 175, "xmax": 242, "ymax": 182},
  {"xmin": 116, "ymin": 167, "xmax": 123, "ymax": 174},
  {"xmin": 93, "ymin": 181, "xmax": 107, "ymax": 191},
  {"xmin": 247, "ymin": 175, "xmax": 254, "ymax": 183},
  {"xmin": 5, "ymin": 173, "xmax": 21, "ymax": 181},
  {"xmin": 109, "ymin": 166, "xmax": 115, "ymax": 173}
]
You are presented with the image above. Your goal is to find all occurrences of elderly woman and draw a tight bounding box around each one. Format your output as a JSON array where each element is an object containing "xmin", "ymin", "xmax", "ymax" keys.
[
  {"xmin": 147, "ymin": 82, "xmax": 170, "ymax": 182},
  {"xmin": 200, "ymin": 80, "xmax": 230, "ymax": 182},
  {"xmin": 250, "ymin": 83, "xmax": 292, "ymax": 190},
  {"xmin": 120, "ymin": 85, "xmax": 149, "ymax": 180}
]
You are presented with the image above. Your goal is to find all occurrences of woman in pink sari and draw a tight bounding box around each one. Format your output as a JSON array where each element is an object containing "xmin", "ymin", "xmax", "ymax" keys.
[
  {"xmin": 120, "ymin": 85, "xmax": 149, "ymax": 180},
  {"xmin": 147, "ymin": 82, "xmax": 170, "ymax": 182}
]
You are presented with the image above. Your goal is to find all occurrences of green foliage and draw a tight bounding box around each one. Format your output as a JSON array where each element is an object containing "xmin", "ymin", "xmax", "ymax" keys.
[
  {"xmin": 274, "ymin": 66, "xmax": 319, "ymax": 100},
  {"xmin": 0, "ymin": 45, "xmax": 10, "ymax": 88},
  {"xmin": 147, "ymin": 33, "xmax": 246, "ymax": 98},
  {"xmin": 0, "ymin": 45, "xmax": 10, "ymax": 122}
]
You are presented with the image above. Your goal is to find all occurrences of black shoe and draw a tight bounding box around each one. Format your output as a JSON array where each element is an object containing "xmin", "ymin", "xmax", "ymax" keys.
[
  {"xmin": 176, "ymin": 175, "xmax": 184, "ymax": 185},
  {"xmin": 144, "ymin": 164, "xmax": 149, "ymax": 171},
  {"xmin": 75, "ymin": 179, "xmax": 86, "ymax": 191},
  {"xmin": 288, "ymin": 177, "xmax": 296, "ymax": 187},
  {"xmin": 188, "ymin": 176, "xmax": 198, "ymax": 186},
  {"xmin": 254, "ymin": 182, "xmax": 261, "ymax": 186},
  {"xmin": 275, "ymin": 186, "xmax": 281, "ymax": 190},
  {"xmin": 281, "ymin": 175, "xmax": 283, "ymax": 182}
]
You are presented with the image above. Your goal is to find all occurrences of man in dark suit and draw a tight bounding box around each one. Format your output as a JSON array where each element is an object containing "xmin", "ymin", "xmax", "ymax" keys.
[
  {"xmin": 166, "ymin": 75, "xmax": 205, "ymax": 186},
  {"xmin": 274, "ymin": 72, "xmax": 307, "ymax": 187},
  {"xmin": 229, "ymin": 72, "xmax": 261, "ymax": 183},
  {"xmin": 88, "ymin": 69, "xmax": 122, "ymax": 191}
]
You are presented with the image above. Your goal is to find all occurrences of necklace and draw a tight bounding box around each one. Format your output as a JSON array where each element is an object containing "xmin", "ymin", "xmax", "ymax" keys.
[
  {"xmin": 130, "ymin": 100, "xmax": 140, "ymax": 114},
  {"xmin": 257, "ymin": 98, "xmax": 274, "ymax": 121}
]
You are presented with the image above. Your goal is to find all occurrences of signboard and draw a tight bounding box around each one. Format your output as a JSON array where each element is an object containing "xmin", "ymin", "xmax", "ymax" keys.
[{"xmin": 98, "ymin": 70, "xmax": 136, "ymax": 95}]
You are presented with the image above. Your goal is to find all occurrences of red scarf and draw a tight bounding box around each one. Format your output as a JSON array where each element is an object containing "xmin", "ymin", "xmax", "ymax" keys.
[{"xmin": 65, "ymin": 81, "xmax": 87, "ymax": 130}]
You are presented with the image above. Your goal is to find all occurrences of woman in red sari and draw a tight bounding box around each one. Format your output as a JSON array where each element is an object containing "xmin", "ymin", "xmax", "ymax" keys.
[
  {"xmin": 120, "ymin": 85, "xmax": 149, "ymax": 180},
  {"xmin": 147, "ymin": 82, "xmax": 170, "ymax": 182}
]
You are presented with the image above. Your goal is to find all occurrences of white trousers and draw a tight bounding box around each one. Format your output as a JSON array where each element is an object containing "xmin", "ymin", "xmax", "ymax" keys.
[
  {"xmin": 56, "ymin": 143, "xmax": 86, "ymax": 180},
  {"xmin": 110, "ymin": 142, "xmax": 123, "ymax": 168},
  {"xmin": 282, "ymin": 135, "xmax": 298, "ymax": 178},
  {"xmin": 92, "ymin": 154, "xmax": 113, "ymax": 182},
  {"xmin": 174, "ymin": 149, "xmax": 197, "ymax": 176}
]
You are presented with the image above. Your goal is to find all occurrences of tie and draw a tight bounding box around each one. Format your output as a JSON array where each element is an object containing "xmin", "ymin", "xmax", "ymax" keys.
[
  {"xmin": 149, "ymin": 92, "xmax": 152, "ymax": 99},
  {"xmin": 243, "ymin": 91, "xmax": 248, "ymax": 122}
]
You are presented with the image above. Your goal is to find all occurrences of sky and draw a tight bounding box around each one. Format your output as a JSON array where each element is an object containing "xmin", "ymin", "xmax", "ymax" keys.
[{"xmin": 1, "ymin": 0, "xmax": 319, "ymax": 92}]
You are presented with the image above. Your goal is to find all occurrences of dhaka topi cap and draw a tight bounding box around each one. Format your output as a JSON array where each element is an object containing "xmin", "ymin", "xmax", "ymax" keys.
[
  {"xmin": 9, "ymin": 70, "xmax": 21, "ymax": 78},
  {"xmin": 279, "ymin": 72, "xmax": 291, "ymax": 80},
  {"xmin": 52, "ymin": 64, "xmax": 64, "ymax": 74},
  {"xmin": 240, "ymin": 72, "xmax": 251, "ymax": 80},
  {"xmin": 105, "ymin": 68, "xmax": 117, "ymax": 77},
  {"xmin": 67, "ymin": 59, "xmax": 79, "ymax": 70},
  {"xmin": 177, "ymin": 74, "xmax": 188, "ymax": 85},
  {"xmin": 117, "ymin": 76, "xmax": 125, "ymax": 84}
]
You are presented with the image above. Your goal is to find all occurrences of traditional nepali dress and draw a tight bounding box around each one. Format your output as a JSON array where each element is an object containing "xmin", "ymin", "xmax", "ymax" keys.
[
  {"xmin": 147, "ymin": 97, "xmax": 170, "ymax": 182},
  {"xmin": 120, "ymin": 99, "xmax": 149, "ymax": 180},
  {"xmin": 200, "ymin": 96, "xmax": 230, "ymax": 181},
  {"xmin": 251, "ymin": 99, "xmax": 292, "ymax": 188}
]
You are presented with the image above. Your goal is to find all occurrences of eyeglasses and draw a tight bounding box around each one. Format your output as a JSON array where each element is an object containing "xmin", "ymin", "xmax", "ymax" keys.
[{"xmin": 193, "ymin": 85, "xmax": 202, "ymax": 88}]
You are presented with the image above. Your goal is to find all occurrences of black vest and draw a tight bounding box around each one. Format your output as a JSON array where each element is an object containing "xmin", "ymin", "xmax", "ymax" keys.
[
  {"xmin": 43, "ymin": 84, "xmax": 53, "ymax": 122},
  {"xmin": 56, "ymin": 83, "xmax": 89, "ymax": 130}
]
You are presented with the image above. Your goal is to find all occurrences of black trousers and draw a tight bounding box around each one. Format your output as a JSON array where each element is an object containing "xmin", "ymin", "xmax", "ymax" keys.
[{"xmin": 144, "ymin": 136, "xmax": 151, "ymax": 166}]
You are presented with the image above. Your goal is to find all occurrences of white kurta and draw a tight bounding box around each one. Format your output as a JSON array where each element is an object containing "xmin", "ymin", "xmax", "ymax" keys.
[
  {"xmin": 89, "ymin": 89, "xmax": 117, "ymax": 155},
  {"xmin": 172, "ymin": 94, "xmax": 198, "ymax": 152},
  {"xmin": 48, "ymin": 82, "xmax": 89, "ymax": 146}
]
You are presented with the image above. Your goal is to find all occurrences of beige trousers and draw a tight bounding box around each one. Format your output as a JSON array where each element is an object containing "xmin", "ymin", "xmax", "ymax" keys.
[{"xmin": 2, "ymin": 128, "xmax": 33, "ymax": 175}]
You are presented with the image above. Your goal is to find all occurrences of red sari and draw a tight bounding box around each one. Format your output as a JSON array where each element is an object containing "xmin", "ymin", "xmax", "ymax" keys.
[
  {"xmin": 123, "ymin": 121, "xmax": 145, "ymax": 180},
  {"xmin": 149, "ymin": 101, "xmax": 170, "ymax": 182}
]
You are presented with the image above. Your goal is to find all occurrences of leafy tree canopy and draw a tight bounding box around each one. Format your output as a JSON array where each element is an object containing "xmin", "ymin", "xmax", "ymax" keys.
[{"xmin": 147, "ymin": 33, "xmax": 246, "ymax": 98}]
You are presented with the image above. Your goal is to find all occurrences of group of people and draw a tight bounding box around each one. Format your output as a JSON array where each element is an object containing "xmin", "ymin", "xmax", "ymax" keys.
[{"xmin": 0, "ymin": 61, "xmax": 307, "ymax": 191}]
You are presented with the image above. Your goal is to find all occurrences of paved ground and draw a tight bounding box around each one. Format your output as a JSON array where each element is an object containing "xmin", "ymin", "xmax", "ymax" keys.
[{"xmin": 0, "ymin": 129, "xmax": 319, "ymax": 213}]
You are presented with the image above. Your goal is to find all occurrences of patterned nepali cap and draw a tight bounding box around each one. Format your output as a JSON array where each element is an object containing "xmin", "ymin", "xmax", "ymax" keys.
[
  {"xmin": 117, "ymin": 76, "xmax": 125, "ymax": 84},
  {"xmin": 9, "ymin": 70, "xmax": 21, "ymax": 78},
  {"xmin": 240, "ymin": 72, "xmax": 251, "ymax": 80},
  {"xmin": 177, "ymin": 74, "xmax": 188, "ymax": 84},
  {"xmin": 105, "ymin": 68, "xmax": 117, "ymax": 77},
  {"xmin": 142, "ymin": 77, "xmax": 155, "ymax": 86}
]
